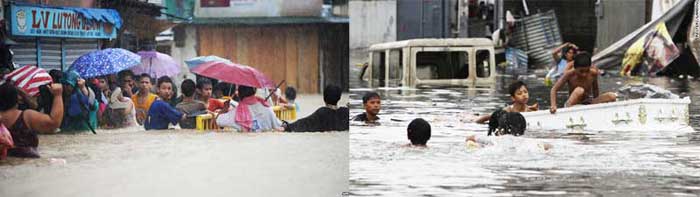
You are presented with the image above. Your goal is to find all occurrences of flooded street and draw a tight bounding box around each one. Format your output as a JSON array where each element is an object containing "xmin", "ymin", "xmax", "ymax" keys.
[
  {"xmin": 0, "ymin": 95, "xmax": 349, "ymax": 197},
  {"xmin": 349, "ymin": 67, "xmax": 700, "ymax": 196}
]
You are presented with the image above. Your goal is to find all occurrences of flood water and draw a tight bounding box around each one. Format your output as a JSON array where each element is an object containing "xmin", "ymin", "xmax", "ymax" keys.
[
  {"xmin": 0, "ymin": 129, "xmax": 348, "ymax": 197},
  {"xmin": 348, "ymin": 68, "xmax": 700, "ymax": 196}
]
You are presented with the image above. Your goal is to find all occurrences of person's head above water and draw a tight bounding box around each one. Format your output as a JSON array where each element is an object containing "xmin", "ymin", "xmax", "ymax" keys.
[
  {"xmin": 181, "ymin": 79, "xmax": 196, "ymax": 98},
  {"xmin": 323, "ymin": 84, "xmax": 342, "ymax": 106},
  {"xmin": 285, "ymin": 86, "xmax": 297, "ymax": 101},
  {"xmin": 196, "ymin": 78, "xmax": 213, "ymax": 99},
  {"xmin": 0, "ymin": 83, "xmax": 19, "ymax": 111},
  {"xmin": 561, "ymin": 46, "xmax": 577, "ymax": 61},
  {"xmin": 573, "ymin": 52, "xmax": 592, "ymax": 68},
  {"xmin": 407, "ymin": 118, "xmax": 431, "ymax": 146},
  {"xmin": 573, "ymin": 52, "xmax": 592, "ymax": 75},
  {"xmin": 138, "ymin": 73, "xmax": 153, "ymax": 95},
  {"xmin": 237, "ymin": 85, "xmax": 256, "ymax": 99},
  {"xmin": 156, "ymin": 76, "xmax": 174, "ymax": 100},
  {"xmin": 508, "ymin": 81, "xmax": 529, "ymax": 105},
  {"xmin": 362, "ymin": 91, "xmax": 381, "ymax": 117}
]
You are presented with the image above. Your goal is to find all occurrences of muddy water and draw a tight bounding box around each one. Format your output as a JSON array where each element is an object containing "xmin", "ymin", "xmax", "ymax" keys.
[
  {"xmin": 349, "ymin": 70, "xmax": 700, "ymax": 196},
  {"xmin": 0, "ymin": 129, "xmax": 348, "ymax": 197}
]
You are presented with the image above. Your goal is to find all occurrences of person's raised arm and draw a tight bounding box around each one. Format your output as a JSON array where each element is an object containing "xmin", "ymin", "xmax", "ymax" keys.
[
  {"xmin": 552, "ymin": 42, "xmax": 570, "ymax": 61},
  {"xmin": 77, "ymin": 79, "xmax": 88, "ymax": 96},
  {"xmin": 592, "ymin": 71, "xmax": 600, "ymax": 98},
  {"xmin": 475, "ymin": 114, "xmax": 491, "ymax": 124},
  {"xmin": 160, "ymin": 102, "xmax": 185, "ymax": 125},
  {"xmin": 26, "ymin": 83, "xmax": 64, "ymax": 133},
  {"xmin": 550, "ymin": 71, "xmax": 569, "ymax": 114},
  {"xmin": 285, "ymin": 108, "xmax": 323, "ymax": 132}
]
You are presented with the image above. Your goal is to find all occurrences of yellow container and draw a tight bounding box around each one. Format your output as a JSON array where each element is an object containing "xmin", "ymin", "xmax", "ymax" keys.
[
  {"xmin": 273, "ymin": 105, "xmax": 297, "ymax": 121},
  {"xmin": 195, "ymin": 114, "xmax": 216, "ymax": 131}
]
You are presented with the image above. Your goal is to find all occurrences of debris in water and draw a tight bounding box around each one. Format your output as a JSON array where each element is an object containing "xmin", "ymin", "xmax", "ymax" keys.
[
  {"xmin": 49, "ymin": 158, "xmax": 67, "ymax": 165},
  {"xmin": 539, "ymin": 143, "xmax": 553, "ymax": 151}
]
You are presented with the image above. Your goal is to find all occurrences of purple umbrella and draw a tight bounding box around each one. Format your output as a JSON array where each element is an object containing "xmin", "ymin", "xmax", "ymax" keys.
[{"xmin": 131, "ymin": 51, "xmax": 181, "ymax": 78}]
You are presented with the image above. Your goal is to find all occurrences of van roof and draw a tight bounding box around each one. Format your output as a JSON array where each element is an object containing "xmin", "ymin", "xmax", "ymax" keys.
[{"xmin": 369, "ymin": 38, "xmax": 494, "ymax": 51}]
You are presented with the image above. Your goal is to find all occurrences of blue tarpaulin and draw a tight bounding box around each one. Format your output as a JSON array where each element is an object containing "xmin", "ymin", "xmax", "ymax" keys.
[{"xmin": 64, "ymin": 8, "xmax": 122, "ymax": 28}]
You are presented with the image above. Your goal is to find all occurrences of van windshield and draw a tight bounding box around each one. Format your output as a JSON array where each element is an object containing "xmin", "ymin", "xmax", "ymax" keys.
[{"xmin": 415, "ymin": 51, "xmax": 469, "ymax": 80}]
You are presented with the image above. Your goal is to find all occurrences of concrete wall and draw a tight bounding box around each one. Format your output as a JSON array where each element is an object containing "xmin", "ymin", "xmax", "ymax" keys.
[
  {"xmin": 595, "ymin": 0, "xmax": 646, "ymax": 51},
  {"xmin": 194, "ymin": 0, "xmax": 322, "ymax": 18},
  {"xmin": 349, "ymin": 0, "xmax": 397, "ymax": 51}
]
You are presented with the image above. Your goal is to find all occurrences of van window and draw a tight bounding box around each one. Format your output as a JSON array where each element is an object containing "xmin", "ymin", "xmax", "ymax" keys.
[
  {"xmin": 371, "ymin": 51, "xmax": 386, "ymax": 87},
  {"xmin": 415, "ymin": 51, "xmax": 469, "ymax": 80},
  {"xmin": 476, "ymin": 50, "xmax": 491, "ymax": 78},
  {"xmin": 388, "ymin": 50, "xmax": 403, "ymax": 86}
]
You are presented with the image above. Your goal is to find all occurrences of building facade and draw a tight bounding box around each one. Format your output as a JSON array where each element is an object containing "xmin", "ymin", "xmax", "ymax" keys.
[
  {"xmin": 2, "ymin": 0, "xmax": 121, "ymax": 71},
  {"xmin": 169, "ymin": 0, "xmax": 349, "ymax": 93}
]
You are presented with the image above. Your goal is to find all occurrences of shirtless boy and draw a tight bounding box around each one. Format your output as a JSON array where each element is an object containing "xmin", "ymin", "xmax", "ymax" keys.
[{"xmin": 549, "ymin": 52, "xmax": 616, "ymax": 114}]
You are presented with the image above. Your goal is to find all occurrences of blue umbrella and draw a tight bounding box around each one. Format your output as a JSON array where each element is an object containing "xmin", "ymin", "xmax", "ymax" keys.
[
  {"xmin": 185, "ymin": 56, "xmax": 232, "ymax": 69},
  {"xmin": 69, "ymin": 48, "xmax": 141, "ymax": 78}
]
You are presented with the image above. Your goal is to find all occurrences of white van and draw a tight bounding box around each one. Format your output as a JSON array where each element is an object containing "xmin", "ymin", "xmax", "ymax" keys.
[{"xmin": 360, "ymin": 38, "xmax": 496, "ymax": 88}]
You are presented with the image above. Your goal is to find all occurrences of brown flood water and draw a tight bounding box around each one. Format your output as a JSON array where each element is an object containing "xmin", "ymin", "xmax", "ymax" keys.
[{"xmin": 0, "ymin": 129, "xmax": 348, "ymax": 197}]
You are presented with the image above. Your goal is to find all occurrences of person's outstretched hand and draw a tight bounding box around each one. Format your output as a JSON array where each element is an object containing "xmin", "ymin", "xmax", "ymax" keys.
[
  {"xmin": 549, "ymin": 105, "xmax": 557, "ymax": 114},
  {"xmin": 528, "ymin": 103, "xmax": 539, "ymax": 111}
]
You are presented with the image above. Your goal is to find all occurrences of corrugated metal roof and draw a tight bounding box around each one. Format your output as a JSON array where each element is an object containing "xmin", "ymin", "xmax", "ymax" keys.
[
  {"xmin": 190, "ymin": 16, "xmax": 349, "ymax": 25},
  {"xmin": 510, "ymin": 10, "xmax": 562, "ymax": 68}
]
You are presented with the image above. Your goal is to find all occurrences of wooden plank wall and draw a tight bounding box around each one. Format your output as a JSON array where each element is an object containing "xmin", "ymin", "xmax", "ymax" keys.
[{"xmin": 197, "ymin": 25, "xmax": 320, "ymax": 93}]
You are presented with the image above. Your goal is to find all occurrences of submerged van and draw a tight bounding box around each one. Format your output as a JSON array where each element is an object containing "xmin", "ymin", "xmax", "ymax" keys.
[{"xmin": 360, "ymin": 38, "xmax": 496, "ymax": 88}]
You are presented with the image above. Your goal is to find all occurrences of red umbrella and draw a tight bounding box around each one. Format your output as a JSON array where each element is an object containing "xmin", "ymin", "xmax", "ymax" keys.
[
  {"xmin": 190, "ymin": 61, "xmax": 275, "ymax": 89},
  {"xmin": 1, "ymin": 65, "xmax": 53, "ymax": 96}
]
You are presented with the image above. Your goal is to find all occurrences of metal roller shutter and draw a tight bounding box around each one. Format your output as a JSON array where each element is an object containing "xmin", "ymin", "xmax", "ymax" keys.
[
  {"xmin": 40, "ymin": 38, "xmax": 62, "ymax": 71},
  {"xmin": 64, "ymin": 39, "xmax": 100, "ymax": 69},
  {"xmin": 8, "ymin": 37, "xmax": 99, "ymax": 71},
  {"xmin": 12, "ymin": 37, "xmax": 38, "ymax": 67}
]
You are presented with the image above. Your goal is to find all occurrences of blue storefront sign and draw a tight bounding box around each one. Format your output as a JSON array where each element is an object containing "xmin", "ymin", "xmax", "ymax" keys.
[{"xmin": 9, "ymin": 5, "xmax": 122, "ymax": 39}]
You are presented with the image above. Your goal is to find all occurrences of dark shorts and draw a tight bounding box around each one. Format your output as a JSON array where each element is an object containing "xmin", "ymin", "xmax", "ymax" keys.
[{"xmin": 566, "ymin": 95, "xmax": 594, "ymax": 107}]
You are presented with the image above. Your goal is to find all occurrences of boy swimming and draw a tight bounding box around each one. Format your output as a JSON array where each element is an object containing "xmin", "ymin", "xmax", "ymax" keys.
[
  {"xmin": 406, "ymin": 118, "xmax": 431, "ymax": 147},
  {"xmin": 476, "ymin": 81, "xmax": 537, "ymax": 124}
]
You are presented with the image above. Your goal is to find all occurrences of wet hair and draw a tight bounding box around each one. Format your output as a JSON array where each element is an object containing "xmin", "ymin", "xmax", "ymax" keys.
[
  {"xmin": 0, "ymin": 83, "xmax": 19, "ymax": 111},
  {"xmin": 362, "ymin": 91, "xmax": 381, "ymax": 104},
  {"xmin": 215, "ymin": 82, "xmax": 235, "ymax": 97},
  {"xmin": 156, "ymin": 76, "xmax": 173, "ymax": 88},
  {"xmin": 196, "ymin": 78, "xmax": 212, "ymax": 90},
  {"xmin": 48, "ymin": 69, "xmax": 63, "ymax": 83},
  {"xmin": 139, "ymin": 73, "xmax": 152, "ymax": 82},
  {"xmin": 323, "ymin": 85, "xmax": 342, "ymax": 105},
  {"xmin": 561, "ymin": 46, "xmax": 577, "ymax": 59},
  {"xmin": 573, "ymin": 52, "xmax": 592, "ymax": 68},
  {"xmin": 285, "ymin": 86, "xmax": 297, "ymax": 100},
  {"xmin": 118, "ymin": 70, "xmax": 134, "ymax": 81},
  {"xmin": 508, "ymin": 81, "xmax": 527, "ymax": 97},
  {"xmin": 237, "ymin": 85, "xmax": 256, "ymax": 98},
  {"xmin": 98, "ymin": 76, "xmax": 117, "ymax": 91},
  {"xmin": 181, "ymin": 79, "xmax": 196, "ymax": 97},
  {"xmin": 407, "ymin": 118, "xmax": 431, "ymax": 145},
  {"xmin": 488, "ymin": 109, "xmax": 526, "ymax": 136}
]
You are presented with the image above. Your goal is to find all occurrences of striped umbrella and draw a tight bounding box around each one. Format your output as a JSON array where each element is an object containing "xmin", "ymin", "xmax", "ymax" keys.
[{"xmin": 0, "ymin": 65, "xmax": 53, "ymax": 96}]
